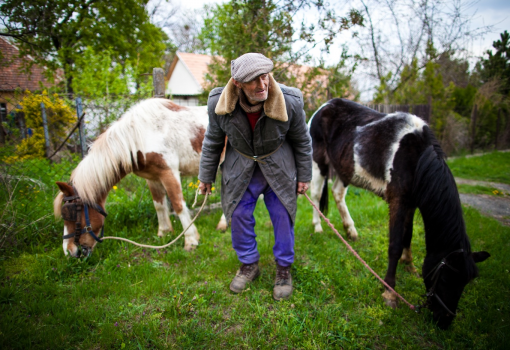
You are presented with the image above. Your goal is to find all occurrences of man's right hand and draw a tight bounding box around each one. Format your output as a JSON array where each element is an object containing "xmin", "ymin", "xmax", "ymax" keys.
[{"xmin": 199, "ymin": 182, "xmax": 212, "ymax": 195}]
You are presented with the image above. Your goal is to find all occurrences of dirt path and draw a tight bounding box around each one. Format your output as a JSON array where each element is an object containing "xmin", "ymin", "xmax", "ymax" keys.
[{"xmin": 455, "ymin": 177, "xmax": 510, "ymax": 226}]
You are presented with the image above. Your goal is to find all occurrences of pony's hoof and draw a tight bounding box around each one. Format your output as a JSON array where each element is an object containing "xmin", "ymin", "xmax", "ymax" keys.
[
  {"xmin": 184, "ymin": 243, "xmax": 198, "ymax": 251},
  {"xmin": 216, "ymin": 215, "xmax": 228, "ymax": 231},
  {"xmin": 314, "ymin": 225, "xmax": 323, "ymax": 233},
  {"xmin": 382, "ymin": 290, "xmax": 398, "ymax": 309},
  {"xmin": 216, "ymin": 223, "xmax": 227, "ymax": 231}
]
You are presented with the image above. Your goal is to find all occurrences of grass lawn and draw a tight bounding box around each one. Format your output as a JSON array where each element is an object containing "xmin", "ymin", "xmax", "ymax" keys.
[
  {"xmin": 1, "ymin": 179, "xmax": 508, "ymax": 349},
  {"xmin": 447, "ymin": 151, "xmax": 510, "ymax": 184}
]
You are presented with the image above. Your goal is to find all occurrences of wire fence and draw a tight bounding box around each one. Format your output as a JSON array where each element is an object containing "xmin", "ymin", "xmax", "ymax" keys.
[
  {"xmin": 2, "ymin": 70, "xmax": 509, "ymax": 252},
  {"xmin": 0, "ymin": 72, "xmax": 222, "ymax": 253}
]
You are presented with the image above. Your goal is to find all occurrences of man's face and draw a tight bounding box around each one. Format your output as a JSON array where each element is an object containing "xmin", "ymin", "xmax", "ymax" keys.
[{"xmin": 233, "ymin": 74, "xmax": 270, "ymax": 104}]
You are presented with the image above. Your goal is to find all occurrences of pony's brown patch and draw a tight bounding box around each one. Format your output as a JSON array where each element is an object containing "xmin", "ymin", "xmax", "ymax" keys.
[
  {"xmin": 162, "ymin": 100, "xmax": 188, "ymax": 112},
  {"xmin": 190, "ymin": 126, "xmax": 206, "ymax": 153},
  {"xmin": 159, "ymin": 169, "xmax": 184, "ymax": 213},
  {"xmin": 146, "ymin": 181, "xmax": 166, "ymax": 204},
  {"xmin": 133, "ymin": 151, "xmax": 184, "ymax": 213}
]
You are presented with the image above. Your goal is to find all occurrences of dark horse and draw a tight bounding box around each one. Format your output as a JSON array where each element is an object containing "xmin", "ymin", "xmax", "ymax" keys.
[{"xmin": 308, "ymin": 98, "xmax": 490, "ymax": 329}]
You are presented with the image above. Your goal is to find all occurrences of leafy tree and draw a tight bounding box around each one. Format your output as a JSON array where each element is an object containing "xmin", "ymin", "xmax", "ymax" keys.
[
  {"xmin": 198, "ymin": 0, "xmax": 362, "ymax": 107},
  {"xmin": 4, "ymin": 91, "xmax": 75, "ymax": 163},
  {"xmin": 479, "ymin": 30, "xmax": 510, "ymax": 96},
  {"xmin": 0, "ymin": 0, "xmax": 167, "ymax": 95},
  {"xmin": 356, "ymin": 0, "xmax": 491, "ymax": 100}
]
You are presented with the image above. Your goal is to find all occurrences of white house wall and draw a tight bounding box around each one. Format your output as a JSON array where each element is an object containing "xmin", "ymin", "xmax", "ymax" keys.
[{"xmin": 166, "ymin": 60, "xmax": 201, "ymax": 96}]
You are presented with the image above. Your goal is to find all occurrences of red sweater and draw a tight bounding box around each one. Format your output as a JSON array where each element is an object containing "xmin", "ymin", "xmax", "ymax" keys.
[{"xmin": 246, "ymin": 110, "xmax": 262, "ymax": 131}]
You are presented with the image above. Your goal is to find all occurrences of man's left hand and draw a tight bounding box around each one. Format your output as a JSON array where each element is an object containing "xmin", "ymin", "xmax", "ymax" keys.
[{"xmin": 297, "ymin": 182, "xmax": 309, "ymax": 195}]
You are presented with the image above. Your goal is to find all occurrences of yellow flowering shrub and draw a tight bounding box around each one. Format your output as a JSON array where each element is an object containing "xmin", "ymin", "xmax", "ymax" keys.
[{"xmin": 6, "ymin": 90, "xmax": 76, "ymax": 163}]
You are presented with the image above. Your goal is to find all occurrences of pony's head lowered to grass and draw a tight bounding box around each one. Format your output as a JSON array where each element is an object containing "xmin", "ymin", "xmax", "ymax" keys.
[{"xmin": 54, "ymin": 182, "xmax": 107, "ymax": 258}]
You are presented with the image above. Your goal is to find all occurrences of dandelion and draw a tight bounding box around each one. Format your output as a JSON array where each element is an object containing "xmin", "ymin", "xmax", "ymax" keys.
[
  {"xmin": 113, "ymin": 186, "xmax": 118, "ymax": 190},
  {"xmin": 180, "ymin": 291, "xmax": 183, "ymax": 295},
  {"xmin": 211, "ymin": 187, "xmax": 216, "ymax": 191}
]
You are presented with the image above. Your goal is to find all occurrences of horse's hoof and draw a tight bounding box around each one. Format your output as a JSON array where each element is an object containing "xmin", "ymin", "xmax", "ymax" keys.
[
  {"xmin": 404, "ymin": 265, "xmax": 418, "ymax": 275},
  {"xmin": 384, "ymin": 298, "xmax": 398, "ymax": 309},
  {"xmin": 347, "ymin": 233, "xmax": 359, "ymax": 241},
  {"xmin": 314, "ymin": 225, "xmax": 323, "ymax": 233},
  {"xmin": 346, "ymin": 227, "xmax": 359, "ymax": 241},
  {"xmin": 382, "ymin": 290, "xmax": 398, "ymax": 309}
]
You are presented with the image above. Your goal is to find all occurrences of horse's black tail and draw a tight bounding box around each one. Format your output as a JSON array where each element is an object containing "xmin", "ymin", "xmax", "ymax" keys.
[{"xmin": 319, "ymin": 174, "xmax": 329, "ymax": 215}]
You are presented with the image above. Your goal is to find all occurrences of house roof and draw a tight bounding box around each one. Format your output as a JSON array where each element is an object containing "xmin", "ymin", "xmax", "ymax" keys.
[
  {"xmin": 164, "ymin": 52, "xmax": 354, "ymax": 100},
  {"xmin": 166, "ymin": 52, "xmax": 212, "ymax": 88},
  {"xmin": 0, "ymin": 36, "xmax": 61, "ymax": 92}
]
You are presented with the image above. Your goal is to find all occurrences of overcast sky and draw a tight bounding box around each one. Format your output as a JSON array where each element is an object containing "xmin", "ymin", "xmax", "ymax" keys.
[{"xmin": 183, "ymin": 0, "xmax": 509, "ymax": 55}]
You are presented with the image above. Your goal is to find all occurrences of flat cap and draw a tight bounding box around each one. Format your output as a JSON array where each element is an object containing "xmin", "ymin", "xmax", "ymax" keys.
[{"xmin": 231, "ymin": 53, "xmax": 274, "ymax": 83}]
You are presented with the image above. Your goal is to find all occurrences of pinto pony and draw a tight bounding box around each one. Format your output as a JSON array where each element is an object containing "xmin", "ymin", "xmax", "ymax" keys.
[
  {"xmin": 54, "ymin": 98, "xmax": 227, "ymax": 258},
  {"xmin": 308, "ymin": 98, "xmax": 490, "ymax": 329}
]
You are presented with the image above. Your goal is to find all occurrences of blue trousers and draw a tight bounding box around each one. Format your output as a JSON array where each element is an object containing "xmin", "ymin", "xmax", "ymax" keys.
[{"xmin": 231, "ymin": 165, "xmax": 295, "ymax": 267}]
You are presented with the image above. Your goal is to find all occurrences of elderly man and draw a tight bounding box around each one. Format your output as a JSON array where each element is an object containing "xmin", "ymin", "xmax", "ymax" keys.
[{"xmin": 198, "ymin": 53, "xmax": 312, "ymax": 300}]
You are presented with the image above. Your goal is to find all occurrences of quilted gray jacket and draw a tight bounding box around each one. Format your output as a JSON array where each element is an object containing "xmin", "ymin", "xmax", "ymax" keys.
[{"xmin": 198, "ymin": 81, "xmax": 312, "ymax": 224}]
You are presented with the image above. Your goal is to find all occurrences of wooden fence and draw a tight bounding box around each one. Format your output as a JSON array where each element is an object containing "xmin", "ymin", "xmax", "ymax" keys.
[{"xmin": 362, "ymin": 103, "xmax": 431, "ymax": 123}]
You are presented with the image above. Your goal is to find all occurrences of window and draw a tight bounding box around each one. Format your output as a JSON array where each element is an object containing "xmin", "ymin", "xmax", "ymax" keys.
[{"xmin": 0, "ymin": 103, "xmax": 7, "ymax": 122}]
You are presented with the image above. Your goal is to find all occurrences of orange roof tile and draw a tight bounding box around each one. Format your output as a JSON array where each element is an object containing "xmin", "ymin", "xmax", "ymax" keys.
[
  {"xmin": 166, "ymin": 52, "xmax": 329, "ymax": 90},
  {"xmin": 169, "ymin": 52, "xmax": 212, "ymax": 87},
  {"xmin": 0, "ymin": 37, "xmax": 62, "ymax": 92}
]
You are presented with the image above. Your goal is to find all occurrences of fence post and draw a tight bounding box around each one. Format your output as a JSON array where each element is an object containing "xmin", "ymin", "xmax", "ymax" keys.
[
  {"xmin": 16, "ymin": 104, "xmax": 26, "ymax": 139},
  {"xmin": 470, "ymin": 104, "xmax": 478, "ymax": 154},
  {"xmin": 41, "ymin": 102, "xmax": 51, "ymax": 158},
  {"xmin": 495, "ymin": 108, "xmax": 501, "ymax": 150},
  {"xmin": 153, "ymin": 68, "xmax": 165, "ymax": 98},
  {"xmin": 76, "ymin": 97, "xmax": 87, "ymax": 158}
]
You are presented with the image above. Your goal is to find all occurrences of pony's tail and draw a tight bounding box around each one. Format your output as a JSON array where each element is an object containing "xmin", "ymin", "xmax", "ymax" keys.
[
  {"xmin": 319, "ymin": 174, "xmax": 329, "ymax": 215},
  {"xmin": 53, "ymin": 192, "xmax": 64, "ymax": 220}
]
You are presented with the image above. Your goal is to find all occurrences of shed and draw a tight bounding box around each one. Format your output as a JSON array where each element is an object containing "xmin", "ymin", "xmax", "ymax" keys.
[{"xmin": 165, "ymin": 52, "xmax": 212, "ymax": 106}]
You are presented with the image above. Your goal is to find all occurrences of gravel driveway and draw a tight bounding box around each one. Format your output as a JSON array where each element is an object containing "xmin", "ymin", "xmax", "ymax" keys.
[{"xmin": 456, "ymin": 178, "xmax": 510, "ymax": 226}]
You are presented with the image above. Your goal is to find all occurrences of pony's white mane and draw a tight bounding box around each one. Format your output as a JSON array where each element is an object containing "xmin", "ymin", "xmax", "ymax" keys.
[{"xmin": 70, "ymin": 98, "xmax": 170, "ymax": 203}]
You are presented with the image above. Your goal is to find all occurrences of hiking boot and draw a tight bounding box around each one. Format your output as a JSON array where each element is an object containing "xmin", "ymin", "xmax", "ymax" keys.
[
  {"xmin": 230, "ymin": 262, "xmax": 260, "ymax": 293},
  {"xmin": 273, "ymin": 264, "xmax": 293, "ymax": 300}
]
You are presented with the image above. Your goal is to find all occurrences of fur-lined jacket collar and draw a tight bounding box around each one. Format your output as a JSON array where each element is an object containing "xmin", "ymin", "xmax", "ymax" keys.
[{"xmin": 214, "ymin": 74, "xmax": 288, "ymax": 122}]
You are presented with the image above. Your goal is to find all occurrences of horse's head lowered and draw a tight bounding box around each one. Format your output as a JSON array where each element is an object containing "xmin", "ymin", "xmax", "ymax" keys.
[
  {"xmin": 54, "ymin": 182, "xmax": 107, "ymax": 258},
  {"xmin": 422, "ymin": 249, "xmax": 490, "ymax": 329}
]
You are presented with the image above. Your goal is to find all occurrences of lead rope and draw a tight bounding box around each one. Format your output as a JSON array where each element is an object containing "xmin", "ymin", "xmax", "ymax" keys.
[
  {"xmin": 304, "ymin": 193, "xmax": 416, "ymax": 311},
  {"xmin": 100, "ymin": 192, "xmax": 208, "ymax": 249}
]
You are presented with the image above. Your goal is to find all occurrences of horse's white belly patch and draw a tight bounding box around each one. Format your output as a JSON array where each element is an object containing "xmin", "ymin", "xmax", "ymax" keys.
[
  {"xmin": 351, "ymin": 163, "xmax": 388, "ymax": 196},
  {"xmin": 353, "ymin": 114, "xmax": 426, "ymax": 196}
]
